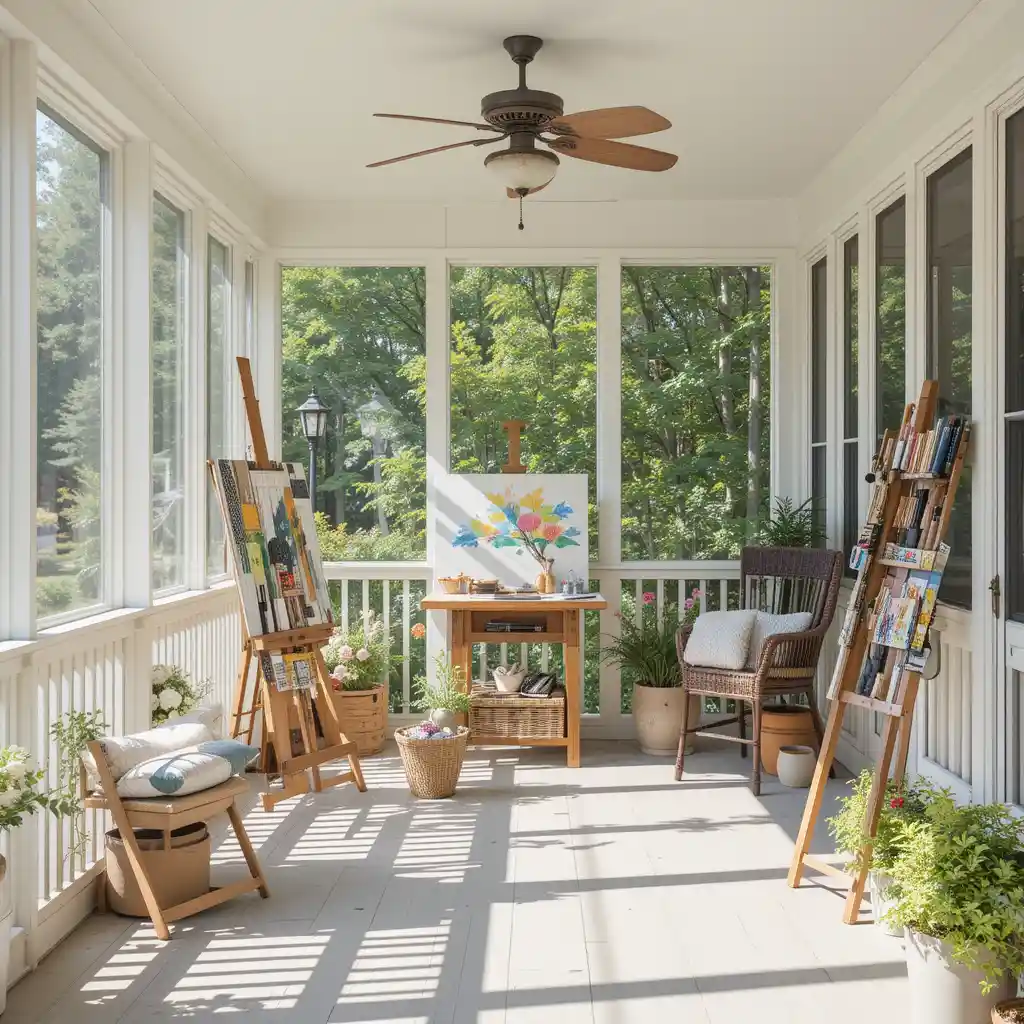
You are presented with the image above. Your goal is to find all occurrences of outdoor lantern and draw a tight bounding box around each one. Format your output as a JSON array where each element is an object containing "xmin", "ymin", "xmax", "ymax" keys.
[{"xmin": 297, "ymin": 390, "xmax": 330, "ymax": 443}]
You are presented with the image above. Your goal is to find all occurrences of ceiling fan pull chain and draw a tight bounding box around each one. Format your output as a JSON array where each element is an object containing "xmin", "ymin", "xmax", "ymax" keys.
[{"xmin": 518, "ymin": 194, "xmax": 524, "ymax": 231}]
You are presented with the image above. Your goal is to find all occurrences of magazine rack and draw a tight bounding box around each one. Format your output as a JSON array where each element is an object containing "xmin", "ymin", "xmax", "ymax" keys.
[{"xmin": 786, "ymin": 379, "xmax": 969, "ymax": 924}]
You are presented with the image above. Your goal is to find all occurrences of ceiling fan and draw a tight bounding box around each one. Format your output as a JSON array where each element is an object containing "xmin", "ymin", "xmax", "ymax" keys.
[{"xmin": 367, "ymin": 34, "xmax": 677, "ymax": 228}]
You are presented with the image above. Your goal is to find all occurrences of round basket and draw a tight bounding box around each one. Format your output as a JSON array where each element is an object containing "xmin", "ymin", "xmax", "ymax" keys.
[{"xmin": 395, "ymin": 726, "xmax": 470, "ymax": 799}]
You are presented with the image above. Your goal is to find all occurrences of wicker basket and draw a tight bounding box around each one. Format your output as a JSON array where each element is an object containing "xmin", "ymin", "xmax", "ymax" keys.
[
  {"xmin": 469, "ymin": 685, "xmax": 566, "ymax": 739},
  {"xmin": 395, "ymin": 726, "xmax": 470, "ymax": 799}
]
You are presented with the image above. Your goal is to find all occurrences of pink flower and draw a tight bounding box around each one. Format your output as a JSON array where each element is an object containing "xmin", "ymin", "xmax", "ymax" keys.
[
  {"xmin": 684, "ymin": 598, "xmax": 694, "ymax": 611},
  {"xmin": 542, "ymin": 523, "xmax": 563, "ymax": 541},
  {"xmin": 642, "ymin": 591, "xmax": 656, "ymax": 605},
  {"xmin": 691, "ymin": 587, "xmax": 703, "ymax": 598},
  {"xmin": 410, "ymin": 622, "xmax": 426, "ymax": 640},
  {"xmin": 338, "ymin": 645, "xmax": 354, "ymax": 662},
  {"xmin": 517, "ymin": 513, "xmax": 542, "ymax": 533},
  {"xmin": 355, "ymin": 648, "xmax": 370, "ymax": 662}
]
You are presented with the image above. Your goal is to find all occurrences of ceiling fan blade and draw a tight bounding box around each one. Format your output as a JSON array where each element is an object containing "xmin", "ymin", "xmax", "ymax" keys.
[
  {"xmin": 548, "ymin": 106, "xmax": 671, "ymax": 139},
  {"xmin": 374, "ymin": 112, "xmax": 502, "ymax": 133},
  {"xmin": 546, "ymin": 136, "xmax": 677, "ymax": 171},
  {"xmin": 506, "ymin": 182, "xmax": 549, "ymax": 199},
  {"xmin": 367, "ymin": 136, "xmax": 500, "ymax": 168}
]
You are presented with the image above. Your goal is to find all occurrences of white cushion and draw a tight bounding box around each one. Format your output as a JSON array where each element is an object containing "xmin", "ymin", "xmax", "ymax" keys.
[
  {"xmin": 682, "ymin": 610, "xmax": 757, "ymax": 670},
  {"xmin": 157, "ymin": 703, "xmax": 223, "ymax": 736},
  {"xmin": 83, "ymin": 721, "xmax": 214, "ymax": 784},
  {"xmin": 115, "ymin": 746, "xmax": 232, "ymax": 799},
  {"xmin": 745, "ymin": 611, "xmax": 814, "ymax": 668}
]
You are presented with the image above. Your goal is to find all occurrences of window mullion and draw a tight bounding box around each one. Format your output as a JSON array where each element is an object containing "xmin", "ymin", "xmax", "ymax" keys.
[{"xmin": 188, "ymin": 204, "xmax": 209, "ymax": 591}]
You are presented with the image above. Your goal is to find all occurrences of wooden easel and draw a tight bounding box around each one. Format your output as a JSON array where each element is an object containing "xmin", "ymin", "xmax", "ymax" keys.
[
  {"xmin": 787, "ymin": 379, "xmax": 968, "ymax": 923},
  {"xmin": 216, "ymin": 357, "xmax": 366, "ymax": 811}
]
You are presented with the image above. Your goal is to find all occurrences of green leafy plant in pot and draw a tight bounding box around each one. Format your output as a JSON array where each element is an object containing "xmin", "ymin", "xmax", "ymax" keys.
[
  {"xmin": 759, "ymin": 497, "xmax": 826, "ymax": 548},
  {"xmin": 414, "ymin": 652, "xmax": 471, "ymax": 731},
  {"xmin": 883, "ymin": 791, "xmax": 1024, "ymax": 1023},
  {"xmin": 602, "ymin": 592, "xmax": 701, "ymax": 756}
]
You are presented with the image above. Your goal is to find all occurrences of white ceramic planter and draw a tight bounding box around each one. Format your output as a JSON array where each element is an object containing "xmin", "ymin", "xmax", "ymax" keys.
[
  {"xmin": 904, "ymin": 929, "xmax": 1015, "ymax": 1024},
  {"xmin": 776, "ymin": 745, "xmax": 815, "ymax": 787},
  {"xmin": 429, "ymin": 708, "xmax": 458, "ymax": 731},
  {"xmin": 868, "ymin": 871, "xmax": 901, "ymax": 937},
  {"xmin": 633, "ymin": 684, "xmax": 701, "ymax": 756}
]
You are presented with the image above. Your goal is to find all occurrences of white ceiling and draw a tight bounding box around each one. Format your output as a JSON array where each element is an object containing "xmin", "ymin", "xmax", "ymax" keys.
[{"xmin": 73, "ymin": 0, "xmax": 980, "ymax": 204}]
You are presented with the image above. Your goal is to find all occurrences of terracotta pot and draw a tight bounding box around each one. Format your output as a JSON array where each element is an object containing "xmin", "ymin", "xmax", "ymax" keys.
[
  {"xmin": 633, "ymin": 684, "xmax": 701, "ymax": 756},
  {"xmin": 331, "ymin": 684, "xmax": 388, "ymax": 756},
  {"xmin": 776, "ymin": 744, "xmax": 815, "ymax": 787},
  {"xmin": 760, "ymin": 704, "xmax": 817, "ymax": 775},
  {"xmin": 905, "ymin": 930, "xmax": 1014, "ymax": 1024}
]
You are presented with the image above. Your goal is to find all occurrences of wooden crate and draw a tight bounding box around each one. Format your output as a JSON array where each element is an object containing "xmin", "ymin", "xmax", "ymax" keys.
[{"xmin": 469, "ymin": 685, "xmax": 566, "ymax": 740}]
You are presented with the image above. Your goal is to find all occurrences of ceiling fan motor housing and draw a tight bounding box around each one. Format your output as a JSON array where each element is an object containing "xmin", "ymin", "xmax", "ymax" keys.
[{"xmin": 481, "ymin": 88, "xmax": 563, "ymax": 133}]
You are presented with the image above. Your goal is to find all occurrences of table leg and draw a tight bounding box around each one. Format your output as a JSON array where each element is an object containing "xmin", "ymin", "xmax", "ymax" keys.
[
  {"xmin": 564, "ymin": 610, "xmax": 581, "ymax": 768},
  {"xmin": 452, "ymin": 610, "xmax": 472, "ymax": 691}
]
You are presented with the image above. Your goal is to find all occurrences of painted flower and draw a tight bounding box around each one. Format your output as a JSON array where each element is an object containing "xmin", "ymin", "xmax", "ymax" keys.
[
  {"xmin": 517, "ymin": 512, "xmax": 542, "ymax": 534},
  {"xmin": 410, "ymin": 622, "xmax": 426, "ymax": 640},
  {"xmin": 338, "ymin": 644, "xmax": 354, "ymax": 662},
  {"xmin": 552, "ymin": 502, "xmax": 573, "ymax": 518},
  {"xmin": 541, "ymin": 523, "xmax": 563, "ymax": 541},
  {"xmin": 642, "ymin": 591, "xmax": 656, "ymax": 605},
  {"xmin": 356, "ymin": 648, "xmax": 370, "ymax": 662},
  {"xmin": 159, "ymin": 688, "xmax": 183, "ymax": 712}
]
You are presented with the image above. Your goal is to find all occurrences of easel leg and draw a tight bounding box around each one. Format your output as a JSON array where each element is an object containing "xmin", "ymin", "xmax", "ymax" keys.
[
  {"xmin": 314, "ymin": 650, "xmax": 366, "ymax": 792},
  {"xmin": 231, "ymin": 643, "xmax": 253, "ymax": 739},
  {"xmin": 843, "ymin": 713, "xmax": 900, "ymax": 924},
  {"xmin": 787, "ymin": 696, "xmax": 847, "ymax": 887},
  {"xmin": 294, "ymin": 689, "xmax": 322, "ymax": 791}
]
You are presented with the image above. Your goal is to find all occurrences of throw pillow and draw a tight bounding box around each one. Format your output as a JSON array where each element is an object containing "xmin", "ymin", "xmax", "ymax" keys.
[
  {"xmin": 682, "ymin": 609, "xmax": 757, "ymax": 670},
  {"xmin": 197, "ymin": 739, "xmax": 259, "ymax": 776},
  {"xmin": 745, "ymin": 611, "xmax": 814, "ymax": 669},
  {"xmin": 115, "ymin": 747, "xmax": 233, "ymax": 799},
  {"xmin": 83, "ymin": 721, "xmax": 215, "ymax": 786},
  {"xmin": 156, "ymin": 703, "xmax": 223, "ymax": 735}
]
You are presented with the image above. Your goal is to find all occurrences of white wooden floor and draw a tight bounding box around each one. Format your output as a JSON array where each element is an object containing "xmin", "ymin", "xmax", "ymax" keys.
[{"xmin": 8, "ymin": 742, "xmax": 907, "ymax": 1023}]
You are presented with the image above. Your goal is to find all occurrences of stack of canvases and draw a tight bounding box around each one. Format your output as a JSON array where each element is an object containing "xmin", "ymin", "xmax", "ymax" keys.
[{"xmin": 212, "ymin": 459, "xmax": 334, "ymax": 687}]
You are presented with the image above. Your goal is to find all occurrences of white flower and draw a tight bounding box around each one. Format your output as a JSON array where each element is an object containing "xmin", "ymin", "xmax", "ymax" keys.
[
  {"xmin": 150, "ymin": 692, "xmax": 160, "ymax": 711},
  {"xmin": 5, "ymin": 760, "xmax": 28, "ymax": 783},
  {"xmin": 339, "ymin": 645, "xmax": 354, "ymax": 662},
  {"xmin": 355, "ymin": 648, "xmax": 370, "ymax": 662},
  {"xmin": 166, "ymin": 709, "xmax": 179, "ymax": 720},
  {"xmin": 152, "ymin": 665, "xmax": 172, "ymax": 686},
  {"xmin": 0, "ymin": 789, "xmax": 19, "ymax": 809},
  {"xmin": 331, "ymin": 665, "xmax": 348, "ymax": 681},
  {"xmin": 159, "ymin": 688, "xmax": 183, "ymax": 711}
]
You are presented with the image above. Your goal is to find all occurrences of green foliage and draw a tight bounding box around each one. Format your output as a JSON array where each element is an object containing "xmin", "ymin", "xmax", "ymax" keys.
[
  {"xmin": 759, "ymin": 496, "xmax": 825, "ymax": 548},
  {"xmin": 315, "ymin": 512, "xmax": 425, "ymax": 562},
  {"xmin": 48, "ymin": 710, "xmax": 107, "ymax": 865},
  {"xmin": 0, "ymin": 747, "xmax": 51, "ymax": 832},
  {"xmin": 323, "ymin": 612, "xmax": 396, "ymax": 691},
  {"xmin": 601, "ymin": 595, "xmax": 700, "ymax": 688},
  {"xmin": 37, "ymin": 576, "xmax": 76, "ymax": 616},
  {"xmin": 414, "ymin": 653, "xmax": 471, "ymax": 714},
  {"xmin": 151, "ymin": 665, "xmax": 209, "ymax": 725},
  {"xmin": 884, "ymin": 791, "xmax": 1024, "ymax": 991}
]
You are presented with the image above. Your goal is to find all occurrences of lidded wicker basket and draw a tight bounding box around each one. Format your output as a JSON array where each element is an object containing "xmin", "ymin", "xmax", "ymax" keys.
[{"xmin": 395, "ymin": 726, "xmax": 470, "ymax": 799}]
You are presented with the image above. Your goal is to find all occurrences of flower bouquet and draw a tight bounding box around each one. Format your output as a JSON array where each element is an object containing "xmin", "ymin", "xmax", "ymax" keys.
[
  {"xmin": 151, "ymin": 665, "xmax": 210, "ymax": 725},
  {"xmin": 0, "ymin": 747, "xmax": 49, "ymax": 831}
]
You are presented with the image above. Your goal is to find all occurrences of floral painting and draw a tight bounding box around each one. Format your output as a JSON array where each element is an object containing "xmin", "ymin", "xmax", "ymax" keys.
[{"xmin": 436, "ymin": 474, "xmax": 588, "ymax": 588}]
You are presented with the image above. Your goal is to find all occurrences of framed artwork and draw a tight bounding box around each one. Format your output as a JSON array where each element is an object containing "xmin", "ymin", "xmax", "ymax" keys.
[
  {"xmin": 212, "ymin": 459, "xmax": 334, "ymax": 637},
  {"xmin": 434, "ymin": 473, "xmax": 588, "ymax": 588}
]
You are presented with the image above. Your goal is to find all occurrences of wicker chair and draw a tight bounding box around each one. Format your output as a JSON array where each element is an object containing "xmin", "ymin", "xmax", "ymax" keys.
[{"xmin": 674, "ymin": 546, "xmax": 842, "ymax": 795}]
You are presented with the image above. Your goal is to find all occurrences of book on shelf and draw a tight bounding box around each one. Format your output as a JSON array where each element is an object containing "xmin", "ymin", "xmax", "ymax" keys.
[
  {"xmin": 908, "ymin": 544, "xmax": 950, "ymax": 653},
  {"xmin": 872, "ymin": 592, "xmax": 919, "ymax": 649},
  {"xmin": 881, "ymin": 544, "xmax": 937, "ymax": 570}
]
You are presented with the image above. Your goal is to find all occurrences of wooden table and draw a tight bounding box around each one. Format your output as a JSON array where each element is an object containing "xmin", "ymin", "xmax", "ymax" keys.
[{"xmin": 420, "ymin": 593, "xmax": 608, "ymax": 768}]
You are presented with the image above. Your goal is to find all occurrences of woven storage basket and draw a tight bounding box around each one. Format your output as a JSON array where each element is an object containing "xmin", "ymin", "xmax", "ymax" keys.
[
  {"xmin": 395, "ymin": 726, "xmax": 470, "ymax": 799},
  {"xmin": 469, "ymin": 685, "xmax": 566, "ymax": 739}
]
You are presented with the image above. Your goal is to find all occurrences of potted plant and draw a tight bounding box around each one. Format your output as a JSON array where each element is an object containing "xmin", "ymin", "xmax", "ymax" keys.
[
  {"xmin": 602, "ymin": 591, "xmax": 701, "ymax": 756},
  {"xmin": 323, "ymin": 612, "xmax": 400, "ymax": 756},
  {"xmin": 414, "ymin": 652, "xmax": 471, "ymax": 731},
  {"xmin": 150, "ymin": 664, "xmax": 210, "ymax": 725},
  {"xmin": 0, "ymin": 746, "xmax": 52, "ymax": 1012},
  {"xmin": 758, "ymin": 496, "xmax": 826, "ymax": 548},
  {"xmin": 884, "ymin": 792, "xmax": 1024, "ymax": 1024},
  {"xmin": 827, "ymin": 770, "xmax": 928, "ymax": 936}
]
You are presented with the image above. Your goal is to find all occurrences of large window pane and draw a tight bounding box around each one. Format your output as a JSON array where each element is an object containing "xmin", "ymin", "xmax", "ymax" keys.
[
  {"xmin": 926, "ymin": 148, "xmax": 972, "ymax": 608},
  {"xmin": 449, "ymin": 266, "xmax": 597, "ymax": 552},
  {"xmin": 281, "ymin": 267, "xmax": 426, "ymax": 560},
  {"xmin": 876, "ymin": 197, "xmax": 906, "ymax": 436},
  {"xmin": 36, "ymin": 108, "xmax": 105, "ymax": 620},
  {"xmin": 621, "ymin": 267, "xmax": 770, "ymax": 560},
  {"xmin": 843, "ymin": 236, "xmax": 859, "ymax": 575},
  {"xmin": 206, "ymin": 236, "xmax": 230, "ymax": 577},
  {"xmin": 810, "ymin": 257, "xmax": 828, "ymax": 546},
  {"xmin": 1006, "ymin": 110, "xmax": 1024, "ymax": 622},
  {"xmin": 152, "ymin": 194, "xmax": 186, "ymax": 591}
]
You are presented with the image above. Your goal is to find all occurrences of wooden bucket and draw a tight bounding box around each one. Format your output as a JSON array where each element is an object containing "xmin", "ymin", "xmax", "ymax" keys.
[{"xmin": 331, "ymin": 684, "xmax": 388, "ymax": 756}]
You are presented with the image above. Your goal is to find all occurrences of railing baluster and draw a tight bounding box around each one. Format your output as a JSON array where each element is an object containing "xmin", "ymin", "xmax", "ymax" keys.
[
  {"xmin": 362, "ymin": 579, "xmax": 370, "ymax": 630},
  {"xmin": 341, "ymin": 579, "xmax": 349, "ymax": 632},
  {"xmin": 719, "ymin": 578, "xmax": 728, "ymax": 613},
  {"xmin": 382, "ymin": 580, "xmax": 391, "ymax": 691},
  {"xmin": 402, "ymin": 580, "xmax": 411, "ymax": 713}
]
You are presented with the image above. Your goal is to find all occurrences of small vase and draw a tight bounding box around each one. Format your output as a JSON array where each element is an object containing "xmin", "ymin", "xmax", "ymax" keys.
[
  {"xmin": 534, "ymin": 557, "xmax": 555, "ymax": 594},
  {"xmin": 430, "ymin": 708, "xmax": 457, "ymax": 731},
  {"xmin": 776, "ymin": 745, "xmax": 816, "ymax": 787}
]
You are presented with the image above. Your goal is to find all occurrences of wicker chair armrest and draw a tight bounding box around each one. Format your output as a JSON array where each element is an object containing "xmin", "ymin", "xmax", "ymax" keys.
[{"xmin": 755, "ymin": 626, "xmax": 825, "ymax": 673}]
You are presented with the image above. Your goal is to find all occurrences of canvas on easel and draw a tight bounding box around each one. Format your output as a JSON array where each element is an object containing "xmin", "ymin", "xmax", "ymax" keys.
[{"xmin": 213, "ymin": 356, "xmax": 366, "ymax": 810}]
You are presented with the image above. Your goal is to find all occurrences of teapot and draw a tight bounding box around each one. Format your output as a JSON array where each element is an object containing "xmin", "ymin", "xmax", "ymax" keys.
[{"xmin": 492, "ymin": 663, "xmax": 527, "ymax": 693}]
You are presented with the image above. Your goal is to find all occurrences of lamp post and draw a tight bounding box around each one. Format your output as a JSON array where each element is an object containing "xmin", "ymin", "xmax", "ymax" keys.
[
  {"xmin": 357, "ymin": 394, "xmax": 392, "ymax": 537},
  {"xmin": 296, "ymin": 389, "xmax": 329, "ymax": 511}
]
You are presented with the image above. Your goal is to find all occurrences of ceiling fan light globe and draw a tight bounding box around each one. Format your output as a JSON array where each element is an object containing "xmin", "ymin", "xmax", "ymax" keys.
[{"xmin": 483, "ymin": 149, "xmax": 559, "ymax": 191}]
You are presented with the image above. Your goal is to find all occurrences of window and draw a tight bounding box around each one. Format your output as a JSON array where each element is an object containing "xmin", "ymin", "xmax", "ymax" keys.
[
  {"xmin": 876, "ymin": 197, "xmax": 906, "ymax": 437},
  {"xmin": 810, "ymin": 257, "xmax": 828, "ymax": 546},
  {"xmin": 842, "ymin": 236, "xmax": 859, "ymax": 575},
  {"xmin": 206, "ymin": 236, "xmax": 231, "ymax": 577},
  {"xmin": 151, "ymin": 194, "xmax": 187, "ymax": 592},
  {"xmin": 926, "ymin": 148, "xmax": 972, "ymax": 608},
  {"xmin": 280, "ymin": 266, "xmax": 426, "ymax": 560},
  {"xmin": 35, "ymin": 107, "xmax": 107, "ymax": 621},
  {"xmin": 1006, "ymin": 112, "xmax": 1024, "ymax": 623},
  {"xmin": 621, "ymin": 266, "xmax": 770, "ymax": 559}
]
